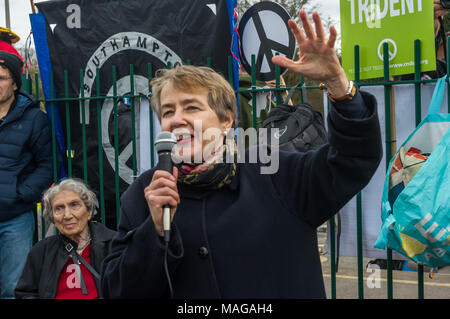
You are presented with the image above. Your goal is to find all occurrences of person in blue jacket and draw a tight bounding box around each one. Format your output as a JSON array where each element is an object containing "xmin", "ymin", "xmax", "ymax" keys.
[
  {"xmin": 101, "ymin": 11, "xmax": 382, "ymax": 298},
  {"xmin": 0, "ymin": 51, "xmax": 53, "ymax": 299}
]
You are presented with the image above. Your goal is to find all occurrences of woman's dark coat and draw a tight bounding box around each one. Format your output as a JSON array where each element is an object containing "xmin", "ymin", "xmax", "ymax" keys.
[
  {"xmin": 101, "ymin": 91, "xmax": 383, "ymax": 299},
  {"xmin": 15, "ymin": 221, "xmax": 116, "ymax": 299}
]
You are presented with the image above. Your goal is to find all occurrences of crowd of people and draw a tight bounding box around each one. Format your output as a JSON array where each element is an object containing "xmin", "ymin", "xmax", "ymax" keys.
[{"xmin": 0, "ymin": 2, "xmax": 447, "ymax": 299}]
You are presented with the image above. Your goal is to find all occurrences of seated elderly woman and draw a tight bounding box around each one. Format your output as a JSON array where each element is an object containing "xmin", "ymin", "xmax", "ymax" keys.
[
  {"xmin": 101, "ymin": 10, "xmax": 382, "ymax": 299},
  {"xmin": 15, "ymin": 178, "xmax": 116, "ymax": 299}
]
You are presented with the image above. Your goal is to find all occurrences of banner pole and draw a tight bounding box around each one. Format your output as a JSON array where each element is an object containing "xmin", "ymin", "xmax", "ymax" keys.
[
  {"xmin": 5, "ymin": 0, "xmax": 10, "ymax": 29},
  {"xmin": 30, "ymin": 0, "xmax": 36, "ymax": 14}
]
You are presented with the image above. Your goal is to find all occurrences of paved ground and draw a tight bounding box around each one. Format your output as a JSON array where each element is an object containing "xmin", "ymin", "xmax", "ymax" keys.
[{"xmin": 317, "ymin": 228, "xmax": 450, "ymax": 299}]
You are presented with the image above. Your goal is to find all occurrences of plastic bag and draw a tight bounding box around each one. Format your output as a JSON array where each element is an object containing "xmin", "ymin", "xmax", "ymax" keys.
[{"xmin": 374, "ymin": 76, "xmax": 450, "ymax": 267}]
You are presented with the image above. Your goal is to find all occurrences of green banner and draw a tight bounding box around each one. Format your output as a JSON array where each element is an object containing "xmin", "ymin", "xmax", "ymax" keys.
[{"xmin": 340, "ymin": 0, "xmax": 435, "ymax": 80}]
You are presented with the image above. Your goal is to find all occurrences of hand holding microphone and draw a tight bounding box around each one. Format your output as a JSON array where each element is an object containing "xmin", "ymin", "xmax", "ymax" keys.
[{"xmin": 144, "ymin": 132, "xmax": 179, "ymax": 242}]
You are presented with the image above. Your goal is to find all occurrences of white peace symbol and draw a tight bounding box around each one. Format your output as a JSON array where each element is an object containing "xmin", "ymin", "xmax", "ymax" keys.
[
  {"xmin": 101, "ymin": 76, "xmax": 148, "ymax": 185},
  {"xmin": 377, "ymin": 38, "xmax": 397, "ymax": 62}
]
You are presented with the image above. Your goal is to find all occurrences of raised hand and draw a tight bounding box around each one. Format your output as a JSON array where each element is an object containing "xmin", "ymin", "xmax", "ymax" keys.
[{"xmin": 272, "ymin": 10, "xmax": 349, "ymax": 98}]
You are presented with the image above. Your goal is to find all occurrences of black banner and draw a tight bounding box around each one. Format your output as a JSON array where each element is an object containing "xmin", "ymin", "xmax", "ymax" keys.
[{"xmin": 35, "ymin": 0, "xmax": 235, "ymax": 228}]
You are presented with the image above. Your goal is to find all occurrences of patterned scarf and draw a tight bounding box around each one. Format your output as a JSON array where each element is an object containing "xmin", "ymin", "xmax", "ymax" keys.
[{"xmin": 176, "ymin": 139, "xmax": 237, "ymax": 190}]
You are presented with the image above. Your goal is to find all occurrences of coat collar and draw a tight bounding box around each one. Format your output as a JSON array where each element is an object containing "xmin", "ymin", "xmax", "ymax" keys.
[
  {"xmin": 0, "ymin": 91, "xmax": 36, "ymax": 127},
  {"xmin": 88, "ymin": 221, "xmax": 116, "ymax": 243},
  {"xmin": 58, "ymin": 221, "xmax": 116, "ymax": 251}
]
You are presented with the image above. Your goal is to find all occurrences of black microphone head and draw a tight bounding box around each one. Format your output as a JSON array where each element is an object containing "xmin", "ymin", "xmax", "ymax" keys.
[{"xmin": 155, "ymin": 131, "xmax": 177, "ymax": 153}]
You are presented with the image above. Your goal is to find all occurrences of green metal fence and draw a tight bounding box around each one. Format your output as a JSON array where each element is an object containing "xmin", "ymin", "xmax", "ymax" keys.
[{"xmin": 21, "ymin": 39, "xmax": 449, "ymax": 299}]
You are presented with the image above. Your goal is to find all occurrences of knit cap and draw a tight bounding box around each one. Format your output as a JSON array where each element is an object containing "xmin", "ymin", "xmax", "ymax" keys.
[{"xmin": 0, "ymin": 50, "xmax": 23, "ymax": 90}]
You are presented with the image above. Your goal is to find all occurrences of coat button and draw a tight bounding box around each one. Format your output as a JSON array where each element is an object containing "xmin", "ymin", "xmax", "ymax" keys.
[{"xmin": 198, "ymin": 246, "xmax": 209, "ymax": 258}]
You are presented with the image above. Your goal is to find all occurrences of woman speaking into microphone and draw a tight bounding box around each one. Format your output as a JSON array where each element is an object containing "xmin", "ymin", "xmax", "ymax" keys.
[{"xmin": 101, "ymin": 10, "xmax": 382, "ymax": 299}]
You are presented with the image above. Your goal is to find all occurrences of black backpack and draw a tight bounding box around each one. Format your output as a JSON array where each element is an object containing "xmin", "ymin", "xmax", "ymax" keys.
[{"xmin": 262, "ymin": 101, "xmax": 328, "ymax": 153}]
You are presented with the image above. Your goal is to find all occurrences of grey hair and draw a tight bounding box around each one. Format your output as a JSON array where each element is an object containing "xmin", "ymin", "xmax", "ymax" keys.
[{"xmin": 42, "ymin": 178, "xmax": 97, "ymax": 223}]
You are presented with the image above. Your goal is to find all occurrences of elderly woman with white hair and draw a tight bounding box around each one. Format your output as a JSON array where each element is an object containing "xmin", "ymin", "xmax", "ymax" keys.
[{"xmin": 15, "ymin": 178, "xmax": 116, "ymax": 299}]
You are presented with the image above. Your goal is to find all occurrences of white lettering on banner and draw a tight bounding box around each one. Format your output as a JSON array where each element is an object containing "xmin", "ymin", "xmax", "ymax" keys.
[
  {"xmin": 81, "ymin": 32, "xmax": 182, "ymax": 124},
  {"xmin": 377, "ymin": 0, "xmax": 388, "ymax": 20},
  {"xmin": 80, "ymin": 32, "xmax": 181, "ymax": 183},
  {"xmin": 347, "ymin": 59, "xmax": 429, "ymax": 73},
  {"xmin": 414, "ymin": 213, "xmax": 447, "ymax": 243},
  {"xmin": 390, "ymin": 0, "xmax": 400, "ymax": 17},
  {"xmin": 347, "ymin": 0, "xmax": 423, "ymax": 25},
  {"xmin": 358, "ymin": 0, "xmax": 369, "ymax": 23}
]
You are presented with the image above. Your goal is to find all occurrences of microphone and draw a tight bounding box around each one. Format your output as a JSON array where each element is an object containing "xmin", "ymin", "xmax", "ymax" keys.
[{"xmin": 154, "ymin": 131, "xmax": 177, "ymax": 243}]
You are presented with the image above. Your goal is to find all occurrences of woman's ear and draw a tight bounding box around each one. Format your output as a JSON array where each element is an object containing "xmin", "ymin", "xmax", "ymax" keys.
[{"xmin": 222, "ymin": 111, "xmax": 234, "ymax": 131}]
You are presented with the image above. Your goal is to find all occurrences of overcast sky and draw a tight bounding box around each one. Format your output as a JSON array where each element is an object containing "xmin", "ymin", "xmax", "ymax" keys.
[{"xmin": 0, "ymin": 0, "xmax": 340, "ymax": 48}]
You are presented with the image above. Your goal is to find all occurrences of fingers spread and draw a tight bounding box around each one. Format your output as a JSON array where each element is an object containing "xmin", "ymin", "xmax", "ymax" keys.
[
  {"xmin": 272, "ymin": 55, "xmax": 294, "ymax": 68},
  {"xmin": 312, "ymin": 12, "xmax": 326, "ymax": 41},
  {"xmin": 299, "ymin": 10, "xmax": 315, "ymax": 40},
  {"xmin": 272, "ymin": 55, "xmax": 304, "ymax": 75},
  {"xmin": 288, "ymin": 19, "xmax": 305, "ymax": 44},
  {"xmin": 327, "ymin": 26, "xmax": 337, "ymax": 48}
]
